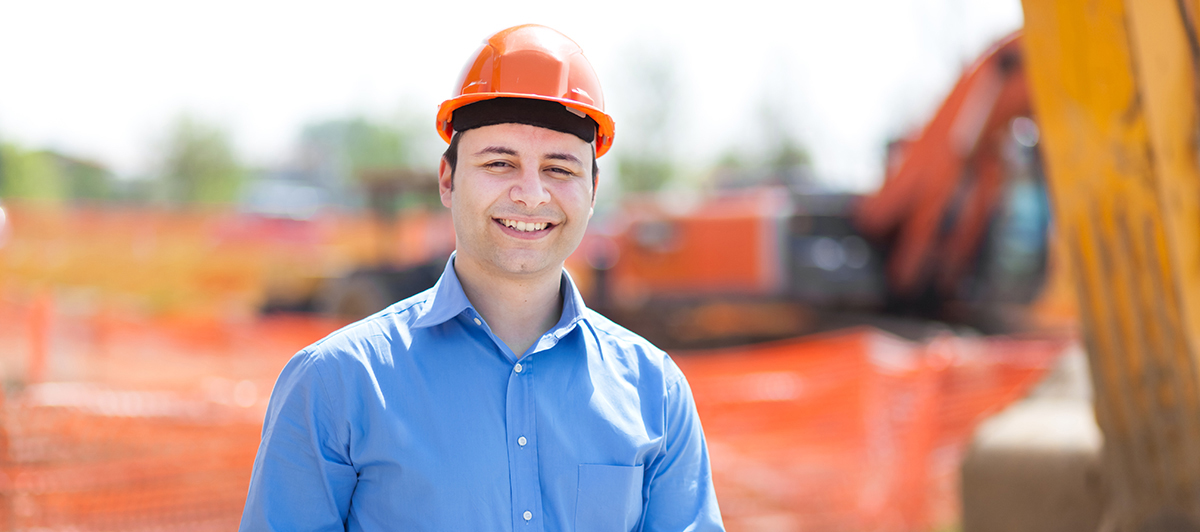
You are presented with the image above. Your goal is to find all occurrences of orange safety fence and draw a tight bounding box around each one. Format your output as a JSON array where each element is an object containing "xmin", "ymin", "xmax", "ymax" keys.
[
  {"xmin": 0, "ymin": 297, "xmax": 348, "ymax": 531},
  {"xmin": 0, "ymin": 296, "xmax": 1072, "ymax": 531},
  {"xmin": 678, "ymin": 329, "xmax": 1071, "ymax": 531},
  {"xmin": 3, "ymin": 387, "xmax": 262, "ymax": 531}
]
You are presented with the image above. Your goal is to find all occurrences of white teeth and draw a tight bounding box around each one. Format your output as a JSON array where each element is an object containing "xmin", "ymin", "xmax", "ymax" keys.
[{"xmin": 500, "ymin": 219, "xmax": 548, "ymax": 232}]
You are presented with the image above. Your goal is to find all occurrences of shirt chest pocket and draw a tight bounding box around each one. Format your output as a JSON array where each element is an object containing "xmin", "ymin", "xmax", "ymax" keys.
[{"xmin": 574, "ymin": 464, "xmax": 645, "ymax": 532}]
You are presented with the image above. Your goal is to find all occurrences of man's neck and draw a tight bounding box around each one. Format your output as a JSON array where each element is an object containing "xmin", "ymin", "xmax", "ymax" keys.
[{"xmin": 453, "ymin": 257, "xmax": 564, "ymax": 358}]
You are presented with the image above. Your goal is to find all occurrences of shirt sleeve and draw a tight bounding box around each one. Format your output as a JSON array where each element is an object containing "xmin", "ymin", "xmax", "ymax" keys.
[
  {"xmin": 240, "ymin": 349, "xmax": 358, "ymax": 531},
  {"xmin": 640, "ymin": 361, "xmax": 725, "ymax": 532}
]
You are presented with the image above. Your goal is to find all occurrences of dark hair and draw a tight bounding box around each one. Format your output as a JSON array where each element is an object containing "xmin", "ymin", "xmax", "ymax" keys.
[{"xmin": 442, "ymin": 131, "xmax": 599, "ymax": 197}]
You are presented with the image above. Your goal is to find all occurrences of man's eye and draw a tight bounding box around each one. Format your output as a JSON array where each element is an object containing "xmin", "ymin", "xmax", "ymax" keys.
[{"xmin": 548, "ymin": 167, "xmax": 576, "ymax": 176}]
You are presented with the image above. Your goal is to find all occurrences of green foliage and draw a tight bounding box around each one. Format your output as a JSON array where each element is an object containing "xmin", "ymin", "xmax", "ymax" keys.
[
  {"xmin": 298, "ymin": 114, "xmax": 437, "ymax": 214},
  {"xmin": 754, "ymin": 61, "xmax": 813, "ymax": 186},
  {"xmin": 617, "ymin": 157, "xmax": 673, "ymax": 193},
  {"xmin": 0, "ymin": 143, "xmax": 67, "ymax": 202},
  {"xmin": 113, "ymin": 177, "xmax": 157, "ymax": 204},
  {"xmin": 55, "ymin": 152, "xmax": 117, "ymax": 201},
  {"xmin": 706, "ymin": 70, "xmax": 814, "ymax": 190},
  {"xmin": 0, "ymin": 142, "xmax": 122, "ymax": 202},
  {"xmin": 769, "ymin": 139, "xmax": 811, "ymax": 174},
  {"xmin": 344, "ymin": 119, "xmax": 409, "ymax": 171},
  {"xmin": 299, "ymin": 115, "xmax": 420, "ymax": 176},
  {"xmin": 716, "ymin": 150, "xmax": 748, "ymax": 171},
  {"xmin": 157, "ymin": 115, "xmax": 245, "ymax": 205},
  {"xmin": 612, "ymin": 42, "xmax": 680, "ymax": 194}
]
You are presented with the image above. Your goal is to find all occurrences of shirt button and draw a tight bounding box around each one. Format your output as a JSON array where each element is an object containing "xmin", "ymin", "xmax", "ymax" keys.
[
  {"xmin": 473, "ymin": 318, "xmax": 482, "ymax": 326},
  {"xmin": 523, "ymin": 511, "xmax": 532, "ymax": 521},
  {"xmin": 518, "ymin": 436, "xmax": 527, "ymax": 446},
  {"xmin": 514, "ymin": 363, "xmax": 523, "ymax": 373}
]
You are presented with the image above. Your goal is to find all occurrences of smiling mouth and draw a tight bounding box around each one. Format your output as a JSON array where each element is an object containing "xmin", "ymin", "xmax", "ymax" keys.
[{"xmin": 497, "ymin": 218, "xmax": 552, "ymax": 232}]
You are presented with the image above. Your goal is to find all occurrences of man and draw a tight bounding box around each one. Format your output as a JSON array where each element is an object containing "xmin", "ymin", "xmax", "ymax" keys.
[{"xmin": 240, "ymin": 24, "xmax": 724, "ymax": 531}]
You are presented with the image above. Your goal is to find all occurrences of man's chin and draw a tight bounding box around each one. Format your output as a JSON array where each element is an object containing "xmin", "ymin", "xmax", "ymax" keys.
[{"xmin": 489, "ymin": 253, "xmax": 565, "ymax": 278}]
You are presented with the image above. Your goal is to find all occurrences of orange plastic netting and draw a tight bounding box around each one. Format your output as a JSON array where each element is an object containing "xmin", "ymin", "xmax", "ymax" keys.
[
  {"xmin": 680, "ymin": 329, "xmax": 1069, "ymax": 531},
  {"xmin": 0, "ymin": 299, "xmax": 1070, "ymax": 531}
]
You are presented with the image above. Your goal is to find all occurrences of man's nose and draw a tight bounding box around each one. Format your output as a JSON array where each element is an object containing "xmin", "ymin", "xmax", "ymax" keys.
[{"xmin": 509, "ymin": 166, "xmax": 551, "ymax": 208}]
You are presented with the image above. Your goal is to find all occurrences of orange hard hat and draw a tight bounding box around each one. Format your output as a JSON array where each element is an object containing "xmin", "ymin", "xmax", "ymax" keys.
[{"xmin": 436, "ymin": 24, "xmax": 616, "ymax": 157}]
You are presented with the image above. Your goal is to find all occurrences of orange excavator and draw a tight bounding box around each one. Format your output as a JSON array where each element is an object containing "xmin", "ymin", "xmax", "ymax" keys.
[
  {"xmin": 570, "ymin": 32, "xmax": 1062, "ymax": 349},
  {"xmin": 855, "ymin": 33, "xmax": 1044, "ymax": 314}
]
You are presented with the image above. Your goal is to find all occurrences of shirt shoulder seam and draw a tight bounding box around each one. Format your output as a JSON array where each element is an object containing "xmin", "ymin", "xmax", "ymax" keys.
[{"xmin": 307, "ymin": 296, "xmax": 430, "ymax": 349}]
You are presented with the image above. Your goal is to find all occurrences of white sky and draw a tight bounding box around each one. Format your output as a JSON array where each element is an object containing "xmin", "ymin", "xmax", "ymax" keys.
[{"xmin": 1, "ymin": 0, "xmax": 1022, "ymax": 192}]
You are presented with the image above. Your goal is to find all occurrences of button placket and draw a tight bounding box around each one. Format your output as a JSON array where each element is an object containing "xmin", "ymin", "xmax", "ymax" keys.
[{"xmin": 504, "ymin": 357, "xmax": 542, "ymax": 530}]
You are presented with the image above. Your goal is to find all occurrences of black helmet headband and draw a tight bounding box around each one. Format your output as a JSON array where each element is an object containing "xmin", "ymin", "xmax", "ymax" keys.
[{"xmin": 450, "ymin": 98, "xmax": 597, "ymax": 144}]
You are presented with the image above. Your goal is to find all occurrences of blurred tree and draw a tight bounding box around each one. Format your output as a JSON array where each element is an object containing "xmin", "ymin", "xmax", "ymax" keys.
[
  {"xmin": 613, "ymin": 42, "xmax": 681, "ymax": 194},
  {"xmin": 757, "ymin": 54, "xmax": 815, "ymax": 190},
  {"xmin": 157, "ymin": 115, "xmax": 245, "ymax": 206},
  {"xmin": 710, "ymin": 59, "xmax": 814, "ymax": 191},
  {"xmin": 0, "ymin": 143, "xmax": 67, "ymax": 202},
  {"xmin": 50, "ymin": 152, "xmax": 116, "ymax": 201},
  {"xmin": 296, "ymin": 114, "xmax": 436, "ymax": 213},
  {"xmin": 708, "ymin": 148, "xmax": 757, "ymax": 189},
  {"xmin": 112, "ymin": 177, "xmax": 157, "ymax": 205},
  {"xmin": 301, "ymin": 116, "xmax": 414, "ymax": 172},
  {"xmin": 293, "ymin": 113, "xmax": 438, "ymax": 269},
  {"xmin": 757, "ymin": 93, "xmax": 813, "ymax": 188}
]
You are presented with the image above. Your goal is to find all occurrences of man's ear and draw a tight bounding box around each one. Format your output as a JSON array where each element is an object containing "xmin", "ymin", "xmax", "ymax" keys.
[
  {"xmin": 589, "ymin": 178, "xmax": 597, "ymax": 220},
  {"xmin": 438, "ymin": 157, "xmax": 453, "ymax": 208},
  {"xmin": 589, "ymin": 171, "xmax": 598, "ymax": 219}
]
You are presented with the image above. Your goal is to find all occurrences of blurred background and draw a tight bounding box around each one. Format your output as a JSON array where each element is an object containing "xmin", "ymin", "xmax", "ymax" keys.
[{"xmin": 0, "ymin": 1, "xmax": 1090, "ymax": 531}]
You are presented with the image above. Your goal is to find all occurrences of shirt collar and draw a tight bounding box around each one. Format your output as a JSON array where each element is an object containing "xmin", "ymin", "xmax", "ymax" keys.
[
  {"xmin": 411, "ymin": 253, "xmax": 472, "ymax": 329},
  {"xmin": 553, "ymin": 267, "xmax": 589, "ymax": 334},
  {"xmin": 412, "ymin": 252, "xmax": 589, "ymax": 333}
]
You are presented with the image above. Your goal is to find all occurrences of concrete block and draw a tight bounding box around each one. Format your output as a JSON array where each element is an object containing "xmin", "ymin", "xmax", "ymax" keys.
[{"xmin": 961, "ymin": 350, "xmax": 1105, "ymax": 532}]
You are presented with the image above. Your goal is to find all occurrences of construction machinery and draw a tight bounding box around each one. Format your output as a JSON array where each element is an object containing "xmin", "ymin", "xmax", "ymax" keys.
[
  {"xmin": 547, "ymin": 32, "xmax": 1063, "ymax": 349},
  {"xmin": 1019, "ymin": 1, "xmax": 1200, "ymax": 529}
]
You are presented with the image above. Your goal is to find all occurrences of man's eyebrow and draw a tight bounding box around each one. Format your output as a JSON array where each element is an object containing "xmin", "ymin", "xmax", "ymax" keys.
[
  {"xmin": 545, "ymin": 153, "xmax": 583, "ymax": 165},
  {"xmin": 473, "ymin": 146, "xmax": 518, "ymax": 157}
]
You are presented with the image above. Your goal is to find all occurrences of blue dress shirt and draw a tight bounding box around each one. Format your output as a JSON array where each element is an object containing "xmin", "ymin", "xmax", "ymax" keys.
[{"xmin": 240, "ymin": 256, "xmax": 724, "ymax": 531}]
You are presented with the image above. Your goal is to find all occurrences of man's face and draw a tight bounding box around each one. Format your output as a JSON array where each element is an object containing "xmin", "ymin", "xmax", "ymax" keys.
[{"xmin": 439, "ymin": 123, "xmax": 595, "ymax": 281}]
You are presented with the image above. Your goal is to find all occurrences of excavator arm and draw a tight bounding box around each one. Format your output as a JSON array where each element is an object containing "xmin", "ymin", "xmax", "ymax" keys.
[
  {"xmin": 855, "ymin": 33, "xmax": 1033, "ymax": 302},
  {"xmin": 1022, "ymin": 0, "xmax": 1200, "ymax": 527}
]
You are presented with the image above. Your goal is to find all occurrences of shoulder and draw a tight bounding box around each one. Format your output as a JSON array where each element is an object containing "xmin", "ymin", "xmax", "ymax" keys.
[
  {"xmin": 579, "ymin": 307, "xmax": 686, "ymax": 390},
  {"xmin": 271, "ymin": 288, "xmax": 438, "ymax": 419},
  {"xmin": 296, "ymin": 286, "xmax": 436, "ymax": 371}
]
